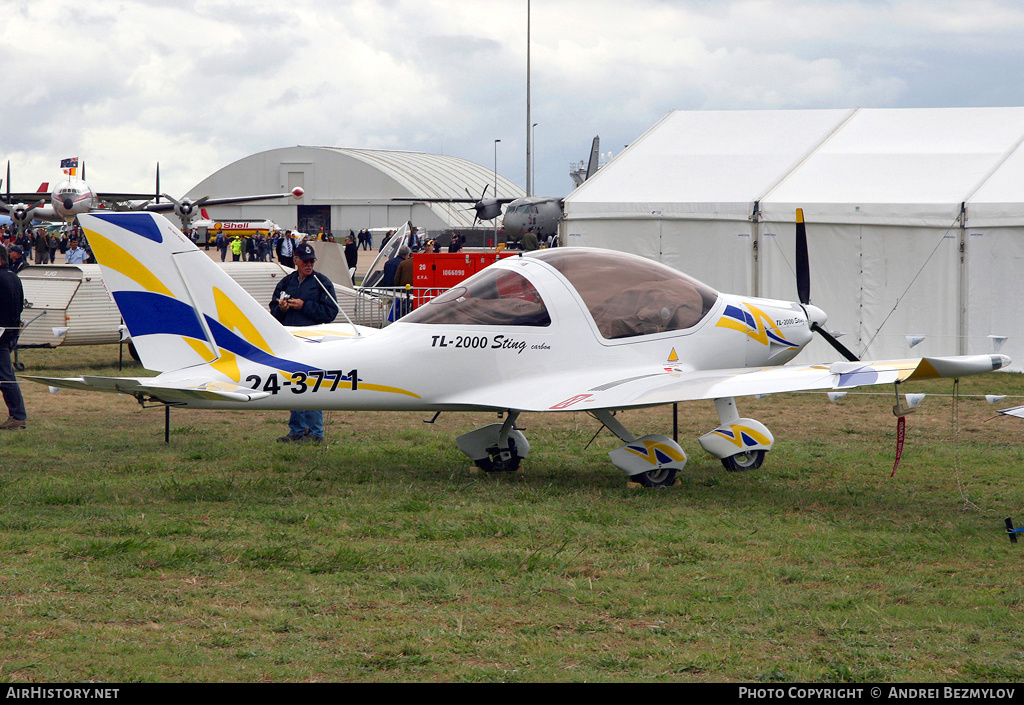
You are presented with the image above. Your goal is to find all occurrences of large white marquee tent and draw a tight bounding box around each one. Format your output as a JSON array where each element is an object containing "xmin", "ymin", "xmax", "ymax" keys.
[{"xmin": 562, "ymin": 107, "xmax": 1024, "ymax": 370}]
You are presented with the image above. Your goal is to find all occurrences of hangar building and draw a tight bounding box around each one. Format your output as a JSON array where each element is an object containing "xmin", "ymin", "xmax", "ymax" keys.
[
  {"xmin": 561, "ymin": 107, "xmax": 1024, "ymax": 371},
  {"xmin": 187, "ymin": 145, "xmax": 525, "ymax": 237}
]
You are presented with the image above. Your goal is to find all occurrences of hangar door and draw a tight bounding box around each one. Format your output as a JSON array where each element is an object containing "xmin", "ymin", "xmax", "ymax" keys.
[{"xmin": 298, "ymin": 205, "xmax": 331, "ymax": 236}]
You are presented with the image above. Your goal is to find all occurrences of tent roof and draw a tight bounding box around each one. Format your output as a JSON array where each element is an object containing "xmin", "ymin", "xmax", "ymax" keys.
[{"xmin": 565, "ymin": 107, "xmax": 1024, "ymax": 226}]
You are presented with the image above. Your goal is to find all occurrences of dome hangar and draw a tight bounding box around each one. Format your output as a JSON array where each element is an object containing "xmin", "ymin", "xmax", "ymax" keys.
[{"xmin": 184, "ymin": 146, "xmax": 526, "ymax": 243}]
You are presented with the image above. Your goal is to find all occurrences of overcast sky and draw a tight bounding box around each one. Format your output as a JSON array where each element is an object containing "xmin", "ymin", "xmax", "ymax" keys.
[{"xmin": 3, "ymin": 0, "xmax": 1024, "ymax": 201}]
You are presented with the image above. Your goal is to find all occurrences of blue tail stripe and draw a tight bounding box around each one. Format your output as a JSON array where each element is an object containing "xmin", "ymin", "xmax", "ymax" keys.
[
  {"xmin": 113, "ymin": 291, "xmax": 208, "ymax": 341},
  {"xmin": 91, "ymin": 213, "xmax": 164, "ymax": 243}
]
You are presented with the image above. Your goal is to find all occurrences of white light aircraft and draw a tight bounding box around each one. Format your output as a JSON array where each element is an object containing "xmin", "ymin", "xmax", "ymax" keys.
[
  {"xmin": 26, "ymin": 211, "xmax": 1010, "ymax": 487},
  {"xmin": 0, "ymin": 161, "xmax": 303, "ymax": 235}
]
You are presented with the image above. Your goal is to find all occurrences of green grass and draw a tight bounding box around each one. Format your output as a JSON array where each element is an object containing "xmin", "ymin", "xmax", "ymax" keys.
[{"xmin": 2, "ymin": 344, "xmax": 1024, "ymax": 682}]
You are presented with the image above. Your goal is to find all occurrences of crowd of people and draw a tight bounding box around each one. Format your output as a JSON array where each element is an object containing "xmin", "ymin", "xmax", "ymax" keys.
[{"xmin": 0, "ymin": 223, "xmax": 95, "ymax": 268}]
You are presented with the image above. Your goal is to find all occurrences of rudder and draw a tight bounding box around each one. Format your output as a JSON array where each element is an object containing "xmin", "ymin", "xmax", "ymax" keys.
[{"xmin": 79, "ymin": 212, "xmax": 302, "ymax": 377}]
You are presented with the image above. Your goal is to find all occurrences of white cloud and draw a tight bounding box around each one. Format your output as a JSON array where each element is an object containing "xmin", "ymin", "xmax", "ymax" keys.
[{"xmin": 1, "ymin": 0, "xmax": 1023, "ymax": 198}]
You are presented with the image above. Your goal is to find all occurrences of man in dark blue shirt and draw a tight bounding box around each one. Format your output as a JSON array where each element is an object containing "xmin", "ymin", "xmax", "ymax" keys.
[
  {"xmin": 270, "ymin": 242, "xmax": 339, "ymax": 442},
  {"xmin": 0, "ymin": 246, "xmax": 27, "ymax": 430}
]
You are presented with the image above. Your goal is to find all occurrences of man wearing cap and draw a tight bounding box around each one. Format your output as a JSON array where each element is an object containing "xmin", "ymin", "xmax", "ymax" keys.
[
  {"xmin": 6, "ymin": 245, "xmax": 27, "ymax": 273},
  {"xmin": 270, "ymin": 241, "xmax": 339, "ymax": 443}
]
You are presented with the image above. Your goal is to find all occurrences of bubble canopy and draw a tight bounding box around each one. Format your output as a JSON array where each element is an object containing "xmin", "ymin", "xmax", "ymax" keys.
[{"xmin": 402, "ymin": 248, "xmax": 720, "ymax": 339}]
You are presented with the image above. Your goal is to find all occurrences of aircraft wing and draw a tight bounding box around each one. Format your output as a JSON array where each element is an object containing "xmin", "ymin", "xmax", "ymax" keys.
[
  {"xmin": 143, "ymin": 193, "xmax": 298, "ymax": 212},
  {"xmin": 392, "ymin": 197, "xmax": 518, "ymax": 204},
  {"xmin": 94, "ymin": 192, "xmax": 161, "ymax": 203},
  {"xmin": 1, "ymin": 194, "xmax": 50, "ymax": 203},
  {"xmin": 22, "ymin": 375, "xmax": 271, "ymax": 404},
  {"xmin": 438, "ymin": 354, "xmax": 1011, "ymax": 412}
]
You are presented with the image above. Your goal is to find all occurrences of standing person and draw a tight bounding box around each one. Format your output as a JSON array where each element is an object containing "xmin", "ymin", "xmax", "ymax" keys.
[
  {"xmin": 381, "ymin": 246, "xmax": 409, "ymax": 287},
  {"xmin": 33, "ymin": 229, "xmax": 48, "ymax": 264},
  {"xmin": 230, "ymin": 236, "xmax": 242, "ymax": 261},
  {"xmin": 0, "ymin": 247, "xmax": 27, "ymax": 430},
  {"xmin": 395, "ymin": 247, "xmax": 415, "ymax": 287},
  {"xmin": 7, "ymin": 246, "xmax": 27, "ymax": 273},
  {"xmin": 269, "ymin": 242, "xmax": 339, "ymax": 443},
  {"xmin": 278, "ymin": 230, "xmax": 295, "ymax": 268},
  {"xmin": 216, "ymin": 232, "xmax": 228, "ymax": 261},
  {"xmin": 344, "ymin": 233, "xmax": 358, "ymax": 274},
  {"xmin": 521, "ymin": 229, "xmax": 539, "ymax": 251},
  {"xmin": 448, "ymin": 230, "xmax": 464, "ymax": 253},
  {"xmin": 65, "ymin": 238, "xmax": 88, "ymax": 265}
]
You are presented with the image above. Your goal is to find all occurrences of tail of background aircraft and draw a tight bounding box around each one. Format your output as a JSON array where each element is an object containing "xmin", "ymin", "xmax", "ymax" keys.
[
  {"xmin": 77, "ymin": 212, "xmax": 303, "ymax": 379},
  {"xmin": 37, "ymin": 182, "xmax": 49, "ymax": 192}
]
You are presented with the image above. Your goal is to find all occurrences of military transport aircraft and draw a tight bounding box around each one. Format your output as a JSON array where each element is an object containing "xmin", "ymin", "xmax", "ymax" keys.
[
  {"xmin": 25, "ymin": 211, "xmax": 1010, "ymax": 487},
  {"xmin": 392, "ymin": 136, "xmax": 601, "ymax": 244},
  {"xmin": 0, "ymin": 161, "xmax": 303, "ymax": 236}
]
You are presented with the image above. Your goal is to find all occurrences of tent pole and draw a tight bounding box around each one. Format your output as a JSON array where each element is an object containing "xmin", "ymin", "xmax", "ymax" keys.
[
  {"xmin": 751, "ymin": 201, "xmax": 761, "ymax": 298},
  {"xmin": 958, "ymin": 202, "xmax": 968, "ymax": 356}
]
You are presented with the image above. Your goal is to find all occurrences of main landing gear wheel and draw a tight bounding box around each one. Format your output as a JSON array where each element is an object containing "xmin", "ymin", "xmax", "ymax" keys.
[
  {"xmin": 474, "ymin": 440, "xmax": 523, "ymax": 473},
  {"xmin": 632, "ymin": 467, "xmax": 678, "ymax": 489},
  {"xmin": 721, "ymin": 449, "xmax": 765, "ymax": 472}
]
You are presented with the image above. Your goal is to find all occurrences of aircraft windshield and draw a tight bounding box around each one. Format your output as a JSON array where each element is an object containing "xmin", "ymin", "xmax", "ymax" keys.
[
  {"xmin": 535, "ymin": 249, "xmax": 719, "ymax": 339},
  {"xmin": 402, "ymin": 267, "xmax": 551, "ymax": 327}
]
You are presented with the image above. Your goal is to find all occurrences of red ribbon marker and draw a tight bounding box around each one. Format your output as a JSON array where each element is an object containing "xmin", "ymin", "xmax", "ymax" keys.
[{"xmin": 891, "ymin": 416, "xmax": 906, "ymax": 477}]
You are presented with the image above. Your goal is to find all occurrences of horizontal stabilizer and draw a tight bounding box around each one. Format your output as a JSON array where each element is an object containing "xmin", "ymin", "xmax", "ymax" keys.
[{"xmin": 23, "ymin": 375, "xmax": 270, "ymax": 404}]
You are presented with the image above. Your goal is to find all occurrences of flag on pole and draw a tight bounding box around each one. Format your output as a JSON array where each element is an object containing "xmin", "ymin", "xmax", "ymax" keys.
[{"xmin": 61, "ymin": 157, "xmax": 78, "ymax": 176}]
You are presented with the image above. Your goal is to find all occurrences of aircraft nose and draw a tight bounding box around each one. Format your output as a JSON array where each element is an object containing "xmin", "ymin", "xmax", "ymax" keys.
[
  {"xmin": 62, "ymin": 197, "xmax": 74, "ymax": 210},
  {"xmin": 804, "ymin": 304, "xmax": 827, "ymax": 329}
]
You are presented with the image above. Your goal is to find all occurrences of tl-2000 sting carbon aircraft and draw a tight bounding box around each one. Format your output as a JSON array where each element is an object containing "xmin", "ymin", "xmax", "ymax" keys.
[{"xmin": 28, "ymin": 211, "xmax": 1010, "ymax": 488}]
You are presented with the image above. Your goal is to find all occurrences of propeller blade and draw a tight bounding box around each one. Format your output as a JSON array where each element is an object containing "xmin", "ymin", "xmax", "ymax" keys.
[
  {"xmin": 812, "ymin": 322, "xmax": 859, "ymax": 362},
  {"xmin": 795, "ymin": 208, "xmax": 810, "ymax": 305}
]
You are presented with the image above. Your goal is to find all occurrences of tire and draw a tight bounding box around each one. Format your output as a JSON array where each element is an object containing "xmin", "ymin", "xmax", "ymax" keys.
[
  {"xmin": 127, "ymin": 340, "xmax": 141, "ymax": 363},
  {"xmin": 474, "ymin": 439, "xmax": 522, "ymax": 473},
  {"xmin": 632, "ymin": 467, "xmax": 678, "ymax": 488},
  {"xmin": 721, "ymin": 449, "xmax": 765, "ymax": 472}
]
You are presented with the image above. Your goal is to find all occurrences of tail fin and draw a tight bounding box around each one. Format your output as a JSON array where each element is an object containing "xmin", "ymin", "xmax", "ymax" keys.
[
  {"xmin": 78, "ymin": 212, "xmax": 305, "ymax": 380},
  {"xmin": 37, "ymin": 182, "xmax": 49, "ymax": 192}
]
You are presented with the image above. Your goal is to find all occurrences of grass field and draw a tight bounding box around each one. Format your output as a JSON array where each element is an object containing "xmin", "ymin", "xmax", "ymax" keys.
[{"xmin": 2, "ymin": 344, "xmax": 1024, "ymax": 682}]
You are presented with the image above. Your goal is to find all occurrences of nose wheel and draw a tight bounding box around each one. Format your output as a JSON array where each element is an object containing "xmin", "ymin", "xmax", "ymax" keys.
[
  {"xmin": 474, "ymin": 437, "xmax": 524, "ymax": 473},
  {"xmin": 456, "ymin": 412, "xmax": 531, "ymax": 474}
]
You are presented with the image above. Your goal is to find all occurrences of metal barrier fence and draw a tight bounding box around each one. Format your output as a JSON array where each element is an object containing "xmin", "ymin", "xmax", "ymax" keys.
[{"xmin": 349, "ymin": 286, "xmax": 449, "ymax": 328}]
